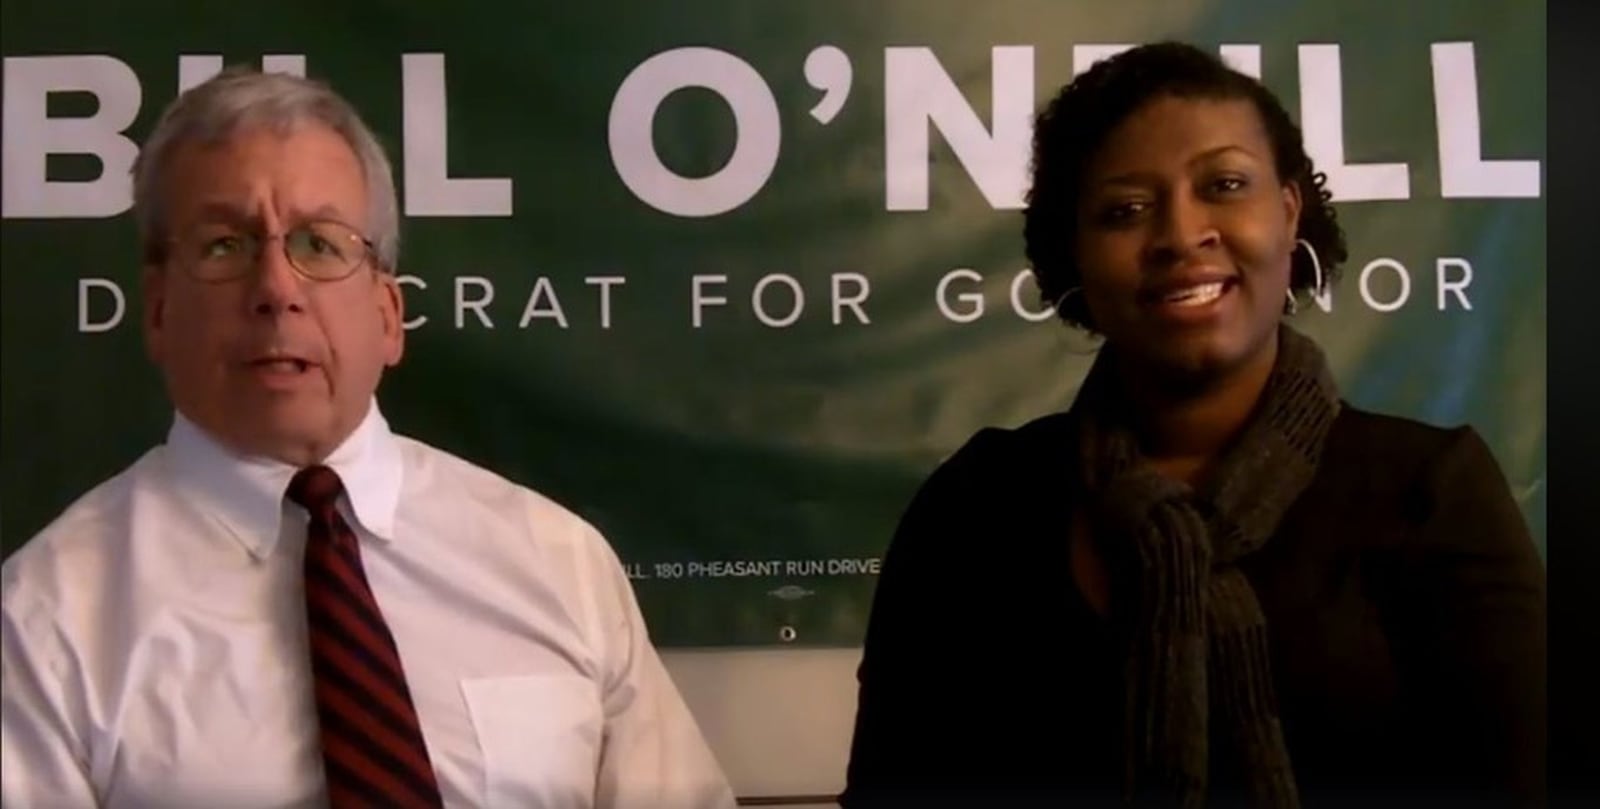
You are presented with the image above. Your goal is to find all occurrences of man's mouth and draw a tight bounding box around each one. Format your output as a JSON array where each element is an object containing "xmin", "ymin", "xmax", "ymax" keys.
[{"xmin": 250, "ymin": 358, "xmax": 311, "ymax": 373}]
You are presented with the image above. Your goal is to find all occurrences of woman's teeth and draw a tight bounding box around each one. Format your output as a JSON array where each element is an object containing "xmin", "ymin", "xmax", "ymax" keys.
[{"xmin": 1164, "ymin": 282, "xmax": 1225, "ymax": 306}]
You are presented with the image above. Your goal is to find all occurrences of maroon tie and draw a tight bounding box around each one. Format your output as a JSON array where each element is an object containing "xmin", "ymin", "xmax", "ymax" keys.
[{"xmin": 289, "ymin": 465, "xmax": 444, "ymax": 808}]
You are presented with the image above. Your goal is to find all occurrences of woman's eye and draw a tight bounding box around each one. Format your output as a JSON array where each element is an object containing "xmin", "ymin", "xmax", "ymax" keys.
[
  {"xmin": 1099, "ymin": 201, "xmax": 1149, "ymax": 224},
  {"xmin": 1210, "ymin": 176, "xmax": 1248, "ymax": 194}
]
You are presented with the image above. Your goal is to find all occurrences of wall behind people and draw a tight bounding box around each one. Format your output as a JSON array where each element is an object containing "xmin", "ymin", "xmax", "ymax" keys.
[{"xmin": 0, "ymin": 1, "xmax": 1543, "ymax": 800}]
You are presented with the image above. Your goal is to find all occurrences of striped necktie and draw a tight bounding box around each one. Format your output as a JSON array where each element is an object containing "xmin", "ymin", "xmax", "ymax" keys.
[{"xmin": 289, "ymin": 465, "xmax": 444, "ymax": 808}]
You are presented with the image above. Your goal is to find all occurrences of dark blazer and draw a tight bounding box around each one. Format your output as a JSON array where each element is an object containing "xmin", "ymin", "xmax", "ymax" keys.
[{"xmin": 841, "ymin": 405, "xmax": 1547, "ymax": 808}]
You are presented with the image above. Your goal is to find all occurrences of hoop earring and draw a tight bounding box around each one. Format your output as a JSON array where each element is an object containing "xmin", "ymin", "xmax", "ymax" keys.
[
  {"xmin": 1286, "ymin": 239, "xmax": 1326, "ymax": 315},
  {"xmin": 1052, "ymin": 287, "xmax": 1103, "ymax": 355},
  {"xmin": 1298, "ymin": 238, "xmax": 1325, "ymax": 292},
  {"xmin": 1052, "ymin": 286, "xmax": 1082, "ymax": 315}
]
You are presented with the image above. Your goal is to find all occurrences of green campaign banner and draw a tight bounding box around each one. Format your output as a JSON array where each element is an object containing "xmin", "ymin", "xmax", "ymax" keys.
[{"xmin": 0, "ymin": 1, "xmax": 1545, "ymax": 646}]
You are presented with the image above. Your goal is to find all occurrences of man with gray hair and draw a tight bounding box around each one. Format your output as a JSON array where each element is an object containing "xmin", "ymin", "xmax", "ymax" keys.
[{"xmin": 1, "ymin": 67, "xmax": 736, "ymax": 809}]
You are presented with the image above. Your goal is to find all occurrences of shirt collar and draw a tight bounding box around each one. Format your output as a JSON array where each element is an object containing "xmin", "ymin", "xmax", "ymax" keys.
[{"xmin": 164, "ymin": 400, "xmax": 404, "ymax": 560}]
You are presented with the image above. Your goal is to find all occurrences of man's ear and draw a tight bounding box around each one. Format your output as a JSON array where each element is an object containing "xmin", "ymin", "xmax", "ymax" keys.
[
  {"xmin": 142, "ymin": 264, "xmax": 168, "ymax": 364},
  {"xmin": 377, "ymin": 271, "xmax": 405, "ymax": 366}
]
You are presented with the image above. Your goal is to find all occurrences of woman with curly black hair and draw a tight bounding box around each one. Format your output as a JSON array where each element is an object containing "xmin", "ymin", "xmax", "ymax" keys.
[{"xmin": 842, "ymin": 42, "xmax": 1544, "ymax": 808}]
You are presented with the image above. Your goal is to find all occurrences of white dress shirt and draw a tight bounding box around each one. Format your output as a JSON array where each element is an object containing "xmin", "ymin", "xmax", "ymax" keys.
[{"xmin": 1, "ymin": 403, "xmax": 736, "ymax": 809}]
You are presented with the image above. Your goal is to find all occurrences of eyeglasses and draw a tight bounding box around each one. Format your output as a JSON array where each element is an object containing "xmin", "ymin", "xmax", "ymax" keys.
[{"xmin": 170, "ymin": 220, "xmax": 378, "ymax": 283}]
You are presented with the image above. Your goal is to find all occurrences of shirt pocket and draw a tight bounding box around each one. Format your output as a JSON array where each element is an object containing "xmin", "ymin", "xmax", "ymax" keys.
[{"xmin": 460, "ymin": 674, "xmax": 604, "ymax": 809}]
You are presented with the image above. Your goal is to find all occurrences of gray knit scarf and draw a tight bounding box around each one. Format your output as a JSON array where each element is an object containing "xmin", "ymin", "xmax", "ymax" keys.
[{"xmin": 1072, "ymin": 325, "xmax": 1341, "ymax": 808}]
